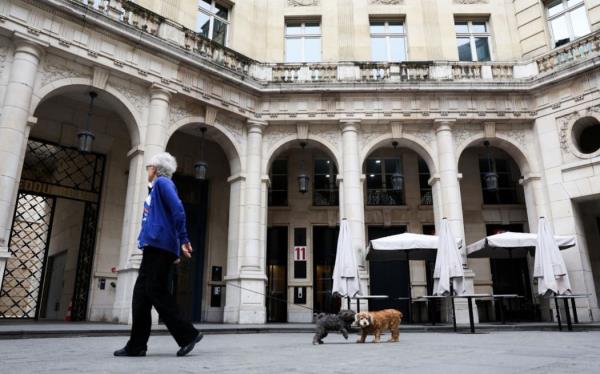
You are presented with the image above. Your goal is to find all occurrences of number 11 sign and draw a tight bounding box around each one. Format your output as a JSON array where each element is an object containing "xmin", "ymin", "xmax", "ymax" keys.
[{"xmin": 293, "ymin": 246, "xmax": 306, "ymax": 261}]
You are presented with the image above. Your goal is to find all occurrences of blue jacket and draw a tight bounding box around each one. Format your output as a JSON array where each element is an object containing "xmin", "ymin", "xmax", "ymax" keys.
[{"xmin": 137, "ymin": 176, "xmax": 189, "ymax": 256}]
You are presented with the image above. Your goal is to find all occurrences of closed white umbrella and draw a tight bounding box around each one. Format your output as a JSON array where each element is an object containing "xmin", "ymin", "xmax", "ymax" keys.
[
  {"xmin": 332, "ymin": 219, "xmax": 361, "ymax": 299},
  {"xmin": 433, "ymin": 219, "xmax": 465, "ymax": 296},
  {"xmin": 534, "ymin": 217, "xmax": 572, "ymax": 296}
]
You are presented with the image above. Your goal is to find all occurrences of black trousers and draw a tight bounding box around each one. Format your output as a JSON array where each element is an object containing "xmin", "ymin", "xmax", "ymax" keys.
[{"xmin": 127, "ymin": 246, "xmax": 198, "ymax": 351}]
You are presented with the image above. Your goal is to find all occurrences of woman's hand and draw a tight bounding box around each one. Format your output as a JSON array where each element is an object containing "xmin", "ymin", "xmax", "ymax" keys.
[{"xmin": 181, "ymin": 242, "xmax": 193, "ymax": 258}]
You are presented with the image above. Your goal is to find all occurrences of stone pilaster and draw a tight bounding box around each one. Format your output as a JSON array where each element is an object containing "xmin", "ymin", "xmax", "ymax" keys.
[
  {"xmin": 0, "ymin": 35, "xmax": 45, "ymax": 287},
  {"xmin": 112, "ymin": 85, "xmax": 172, "ymax": 324},
  {"xmin": 224, "ymin": 119, "xmax": 268, "ymax": 324}
]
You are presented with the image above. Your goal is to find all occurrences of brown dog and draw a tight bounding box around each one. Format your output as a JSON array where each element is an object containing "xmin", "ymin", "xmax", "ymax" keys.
[{"xmin": 354, "ymin": 309, "xmax": 403, "ymax": 343}]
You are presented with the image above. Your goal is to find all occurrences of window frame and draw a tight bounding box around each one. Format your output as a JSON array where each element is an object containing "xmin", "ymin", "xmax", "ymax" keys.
[
  {"xmin": 369, "ymin": 18, "xmax": 408, "ymax": 62},
  {"xmin": 365, "ymin": 157, "xmax": 405, "ymax": 206},
  {"xmin": 284, "ymin": 20, "xmax": 322, "ymax": 63},
  {"xmin": 312, "ymin": 159, "xmax": 338, "ymax": 206},
  {"xmin": 268, "ymin": 159, "xmax": 288, "ymax": 207},
  {"xmin": 545, "ymin": 0, "xmax": 590, "ymax": 48},
  {"xmin": 197, "ymin": 0, "xmax": 231, "ymax": 46},
  {"xmin": 454, "ymin": 19, "xmax": 493, "ymax": 62}
]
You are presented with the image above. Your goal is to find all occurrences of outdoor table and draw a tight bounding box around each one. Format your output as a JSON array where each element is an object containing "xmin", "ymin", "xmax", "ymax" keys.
[
  {"xmin": 548, "ymin": 294, "xmax": 590, "ymax": 331},
  {"xmin": 353, "ymin": 295, "xmax": 388, "ymax": 313},
  {"xmin": 480, "ymin": 294, "xmax": 523, "ymax": 324},
  {"xmin": 452, "ymin": 294, "xmax": 491, "ymax": 333},
  {"xmin": 414, "ymin": 295, "xmax": 448, "ymax": 326}
]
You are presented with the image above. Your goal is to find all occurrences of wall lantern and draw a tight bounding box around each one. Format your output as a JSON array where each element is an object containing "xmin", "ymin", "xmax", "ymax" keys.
[
  {"xmin": 194, "ymin": 127, "xmax": 208, "ymax": 180},
  {"xmin": 483, "ymin": 140, "xmax": 499, "ymax": 192},
  {"xmin": 297, "ymin": 141, "xmax": 309, "ymax": 194},
  {"xmin": 78, "ymin": 91, "xmax": 97, "ymax": 153}
]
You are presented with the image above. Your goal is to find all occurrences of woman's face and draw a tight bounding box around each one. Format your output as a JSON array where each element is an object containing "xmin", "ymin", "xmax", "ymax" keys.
[{"xmin": 146, "ymin": 165, "xmax": 157, "ymax": 182}]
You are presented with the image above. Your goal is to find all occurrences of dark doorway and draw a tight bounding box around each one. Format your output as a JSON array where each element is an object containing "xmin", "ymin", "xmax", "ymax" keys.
[
  {"xmin": 266, "ymin": 226, "xmax": 288, "ymax": 322},
  {"xmin": 367, "ymin": 226, "xmax": 410, "ymax": 320},
  {"xmin": 171, "ymin": 175, "xmax": 209, "ymax": 322},
  {"xmin": 486, "ymin": 224, "xmax": 537, "ymax": 321},
  {"xmin": 313, "ymin": 226, "xmax": 340, "ymax": 314}
]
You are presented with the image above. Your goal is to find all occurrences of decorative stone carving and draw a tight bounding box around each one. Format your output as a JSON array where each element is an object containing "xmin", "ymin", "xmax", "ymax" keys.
[
  {"xmin": 221, "ymin": 120, "xmax": 244, "ymax": 146},
  {"xmin": 287, "ymin": 0, "xmax": 319, "ymax": 6},
  {"xmin": 499, "ymin": 128, "xmax": 528, "ymax": 149},
  {"xmin": 264, "ymin": 125, "xmax": 297, "ymax": 154},
  {"xmin": 0, "ymin": 44, "xmax": 7, "ymax": 75},
  {"xmin": 359, "ymin": 124, "xmax": 389, "ymax": 150},
  {"xmin": 370, "ymin": 0, "xmax": 403, "ymax": 4},
  {"xmin": 39, "ymin": 56, "xmax": 88, "ymax": 88},
  {"xmin": 110, "ymin": 80, "xmax": 148, "ymax": 115},
  {"xmin": 310, "ymin": 124, "xmax": 341, "ymax": 153},
  {"xmin": 454, "ymin": 0, "xmax": 488, "ymax": 4},
  {"xmin": 404, "ymin": 125, "xmax": 435, "ymax": 147},
  {"xmin": 453, "ymin": 124, "xmax": 483, "ymax": 150},
  {"xmin": 169, "ymin": 98, "xmax": 204, "ymax": 124},
  {"xmin": 558, "ymin": 112, "xmax": 580, "ymax": 152}
]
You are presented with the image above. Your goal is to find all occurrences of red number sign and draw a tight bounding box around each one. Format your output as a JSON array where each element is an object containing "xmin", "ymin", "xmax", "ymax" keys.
[{"xmin": 293, "ymin": 246, "xmax": 306, "ymax": 261}]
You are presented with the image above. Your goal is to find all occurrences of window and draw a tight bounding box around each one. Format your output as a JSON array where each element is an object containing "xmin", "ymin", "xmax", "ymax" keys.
[
  {"xmin": 455, "ymin": 20, "xmax": 491, "ymax": 62},
  {"xmin": 365, "ymin": 158, "xmax": 405, "ymax": 206},
  {"xmin": 479, "ymin": 157, "xmax": 521, "ymax": 205},
  {"xmin": 196, "ymin": 0, "xmax": 230, "ymax": 45},
  {"xmin": 269, "ymin": 159, "xmax": 288, "ymax": 207},
  {"xmin": 313, "ymin": 159, "xmax": 338, "ymax": 206},
  {"xmin": 285, "ymin": 21, "xmax": 321, "ymax": 62},
  {"xmin": 370, "ymin": 19, "xmax": 407, "ymax": 62},
  {"xmin": 418, "ymin": 158, "xmax": 432, "ymax": 205},
  {"xmin": 546, "ymin": 0, "xmax": 590, "ymax": 48}
]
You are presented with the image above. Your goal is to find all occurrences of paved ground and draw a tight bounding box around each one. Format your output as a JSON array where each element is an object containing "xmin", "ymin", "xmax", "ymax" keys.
[{"xmin": 1, "ymin": 331, "xmax": 600, "ymax": 373}]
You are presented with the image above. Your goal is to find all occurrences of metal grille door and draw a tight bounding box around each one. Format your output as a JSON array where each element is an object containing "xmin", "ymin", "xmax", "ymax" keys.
[{"xmin": 0, "ymin": 193, "xmax": 55, "ymax": 318}]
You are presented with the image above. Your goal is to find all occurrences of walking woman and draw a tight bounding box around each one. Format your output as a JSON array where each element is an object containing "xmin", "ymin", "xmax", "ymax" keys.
[{"xmin": 114, "ymin": 152, "xmax": 203, "ymax": 357}]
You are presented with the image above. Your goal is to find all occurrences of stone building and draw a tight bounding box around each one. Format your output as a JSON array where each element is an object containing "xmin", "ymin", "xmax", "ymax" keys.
[{"xmin": 0, "ymin": 0, "xmax": 599, "ymax": 325}]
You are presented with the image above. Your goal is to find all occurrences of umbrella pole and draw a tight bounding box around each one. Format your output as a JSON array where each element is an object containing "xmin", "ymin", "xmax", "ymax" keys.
[
  {"xmin": 407, "ymin": 251, "xmax": 413, "ymax": 324},
  {"xmin": 451, "ymin": 282, "xmax": 457, "ymax": 332},
  {"xmin": 347, "ymin": 296, "xmax": 351, "ymax": 310}
]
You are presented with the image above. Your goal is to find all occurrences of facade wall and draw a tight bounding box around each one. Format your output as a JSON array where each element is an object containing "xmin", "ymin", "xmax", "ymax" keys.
[{"xmin": 0, "ymin": 0, "xmax": 600, "ymax": 324}]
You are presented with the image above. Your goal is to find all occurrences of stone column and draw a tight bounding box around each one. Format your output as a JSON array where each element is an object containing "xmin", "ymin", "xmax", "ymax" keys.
[
  {"xmin": 224, "ymin": 119, "xmax": 267, "ymax": 324},
  {"xmin": 0, "ymin": 35, "xmax": 45, "ymax": 286},
  {"xmin": 434, "ymin": 119, "xmax": 476, "ymax": 324},
  {"xmin": 113, "ymin": 85, "xmax": 172, "ymax": 324},
  {"xmin": 340, "ymin": 120, "xmax": 367, "ymax": 266}
]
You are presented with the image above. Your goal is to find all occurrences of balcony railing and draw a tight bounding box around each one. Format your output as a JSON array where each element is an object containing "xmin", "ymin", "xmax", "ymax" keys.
[{"xmin": 75, "ymin": 0, "xmax": 600, "ymax": 86}]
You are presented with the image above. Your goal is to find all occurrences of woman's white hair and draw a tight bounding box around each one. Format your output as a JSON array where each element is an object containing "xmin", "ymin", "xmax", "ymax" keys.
[{"xmin": 148, "ymin": 152, "xmax": 178, "ymax": 178}]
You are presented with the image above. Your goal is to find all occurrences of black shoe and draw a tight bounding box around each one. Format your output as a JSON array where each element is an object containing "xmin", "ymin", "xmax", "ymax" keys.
[
  {"xmin": 114, "ymin": 347, "xmax": 147, "ymax": 357},
  {"xmin": 176, "ymin": 333, "xmax": 204, "ymax": 357}
]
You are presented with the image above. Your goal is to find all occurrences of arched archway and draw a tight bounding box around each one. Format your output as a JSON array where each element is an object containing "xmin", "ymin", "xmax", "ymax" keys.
[
  {"xmin": 164, "ymin": 122, "xmax": 241, "ymax": 322},
  {"xmin": 458, "ymin": 138, "xmax": 536, "ymax": 323},
  {"xmin": 0, "ymin": 84, "xmax": 139, "ymax": 322},
  {"xmin": 263, "ymin": 137, "xmax": 341, "ymax": 322},
  {"xmin": 362, "ymin": 139, "xmax": 437, "ymax": 323}
]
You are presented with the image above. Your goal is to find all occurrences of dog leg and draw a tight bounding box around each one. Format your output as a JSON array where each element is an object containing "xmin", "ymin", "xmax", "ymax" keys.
[
  {"xmin": 373, "ymin": 331, "xmax": 381, "ymax": 343},
  {"xmin": 356, "ymin": 330, "xmax": 367, "ymax": 343},
  {"xmin": 340, "ymin": 328, "xmax": 349, "ymax": 340}
]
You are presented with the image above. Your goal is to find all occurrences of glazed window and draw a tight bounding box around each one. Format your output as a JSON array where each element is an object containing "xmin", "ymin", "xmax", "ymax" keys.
[
  {"xmin": 370, "ymin": 19, "xmax": 407, "ymax": 62},
  {"xmin": 365, "ymin": 158, "xmax": 405, "ymax": 206},
  {"xmin": 546, "ymin": 0, "xmax": 590, "ymax": 48},
  {"xmin": 455, "ymin": 20, "xmax": 492, "ymax": 62},
  {"xmin": 285, "ymin": 21, "xmax": 322, "ymax": 62},
  {"xmin": 313, "ymin": 159, "xmax": 338, "ymax": 206},
  {"xmin": 269, "ymin": 159, "xmax": 288, "ymax": 207},
  {"xmin": 418, "ymin": 158, "xmax": 432, "ymax": 206},
  {"xmin": 196, "ymin": 0, "xmax": 230, "ymax": 45},
  {"xmin": 479, "ymin": 157, "xmax": 521, "ymax": 205}
]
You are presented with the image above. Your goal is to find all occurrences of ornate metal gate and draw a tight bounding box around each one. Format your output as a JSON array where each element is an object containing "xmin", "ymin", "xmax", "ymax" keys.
[{"xmin": 0, "ymin": 139, "xmax": 105, "ymax": 320}]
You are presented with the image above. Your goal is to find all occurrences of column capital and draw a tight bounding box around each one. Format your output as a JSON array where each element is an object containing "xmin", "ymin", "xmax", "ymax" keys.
[
  {"xmin": 227, "ymin": 173, "xmax": 247, "ymax": 184},
  {"xmin": 433, "ymin": 118, "xmax": 456, "ymax": 132},
  {"xmin": 339, "ymin": 119, "xmax": 361, "ymax": 132},
  {"xmin": 519, "ymin": 173, "xmax": 542, "ymax": 185},
  {"xmin": 12, "ymin": 31, "xmax": 48, "ymax": 58},
  {"xmin": 150, "ymin": 84, "xmax": 176, "ymax": 102},
  {"xmin": 247, "ymin": 119, "xmax": 268, "ymax": 133},
  {"xmin": 26, "ymin": 116, "xmax": 38, "ymax": 128},
  {"xmin": 126, "ymin": 145, "xmax": 144, "ymax": 160}
]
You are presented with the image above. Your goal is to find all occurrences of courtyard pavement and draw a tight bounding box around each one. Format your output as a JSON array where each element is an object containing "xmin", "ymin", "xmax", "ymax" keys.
[{"xmin": 1, "ymin": 331, "xmax": 599, "ymax": 373}]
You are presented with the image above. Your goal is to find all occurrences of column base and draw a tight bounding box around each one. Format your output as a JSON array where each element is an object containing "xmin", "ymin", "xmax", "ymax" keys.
[
  {"xmin": 112, "ymin": 266, "xmax": 139, "ymax": 325},
  {"xmin": 0, "ymin": 247, "xmax": 9, "ymax": 289},
  {"xmin": 223, "ymin": 270, "xmax": 267, "ymax": 324}
]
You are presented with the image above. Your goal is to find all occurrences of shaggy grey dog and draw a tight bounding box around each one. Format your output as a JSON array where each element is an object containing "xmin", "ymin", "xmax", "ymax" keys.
[{"xmin": 312, "ymin": 309, "xmax": 356, "ymax": 345}]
